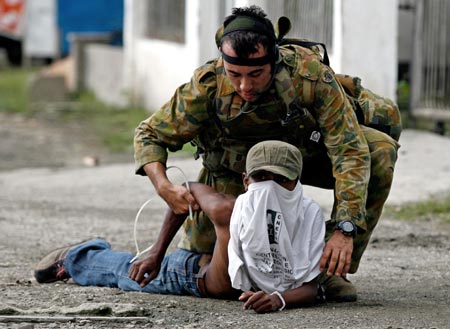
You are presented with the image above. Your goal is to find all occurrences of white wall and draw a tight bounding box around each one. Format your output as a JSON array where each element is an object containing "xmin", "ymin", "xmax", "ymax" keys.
[
  {"xmin": 398, "ymin": 5, "xmax": 414, "ymax": 63},
  {"xmin": 24, "ymin": 0, "xmax": 58, "ymax": 58},
  {"xmin": 124, "ymin": 0, "xmax": 399, "ymax": 111},
  {"xmin": 335, "ymin": 0, "xmax": 398, "ymax": 100},
  {"xmin": 85, "ymin": 44, "xmax": 127, "ymax": 107},
  {"xmin": 124, "ymin": 0, "xmax": 241, "ymax": 110},
  {"xmin": 124, "ymin": 0, "xmax": 204, "ymax": 110},
  {"xmin": 198, "ymin": 0, "xmax": 225, "ymax": 64}
]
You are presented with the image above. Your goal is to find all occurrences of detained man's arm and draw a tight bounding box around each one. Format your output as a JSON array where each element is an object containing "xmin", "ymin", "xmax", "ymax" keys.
[
  {"xmin": 129, "ymin": 208, "xmax": 187, "ymax": 287},
  {"xmin": 239, "ymin": 279, "xmax": 319, "ymax": 314},
  {"xmin": 187, "ymin": 182, "xmax": 236, "ymax": 226},
  {"xmin": 128, "ymin": 162, "xmax": 199, "ymax": 286},
  {"xmin": 129, "ymin": 182, "xmax": 235, "ymax": 287}
]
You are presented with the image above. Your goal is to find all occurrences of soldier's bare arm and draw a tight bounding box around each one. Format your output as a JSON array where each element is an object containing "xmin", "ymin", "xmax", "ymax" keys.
[
  {"xmin": 188, "ymin": 182, "xmax": 236, "ymax": 226},
  {"xmin": 143, "ymin": 162, "xmax": 199, "ymax": 215}
]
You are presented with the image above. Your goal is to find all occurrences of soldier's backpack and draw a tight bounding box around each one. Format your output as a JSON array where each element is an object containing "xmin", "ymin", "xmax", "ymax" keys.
[{"xmin": 275, "ymin": 16, "xmax": 402, "ymax": 141}]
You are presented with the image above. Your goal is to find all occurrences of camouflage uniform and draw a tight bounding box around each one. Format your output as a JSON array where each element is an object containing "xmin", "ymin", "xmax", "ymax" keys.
[{"xmin": 134, "ymin": 44, "xmax": 400, "ymax": 273}]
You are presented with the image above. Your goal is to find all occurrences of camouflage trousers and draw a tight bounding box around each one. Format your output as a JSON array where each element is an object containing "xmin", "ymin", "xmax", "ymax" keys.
[
  {"xmin": 319, "ymin": 127, "xmax": 400, "ymax": 273},
  {"xmin": 178, "ymin": 126, "xmax": 400, "ymax": 273}
]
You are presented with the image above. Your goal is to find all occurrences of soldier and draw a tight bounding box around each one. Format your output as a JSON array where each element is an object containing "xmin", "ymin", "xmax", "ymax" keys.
[{"xmin": 134, "ymin": 6, "xmax": 400, "ymax": 302}]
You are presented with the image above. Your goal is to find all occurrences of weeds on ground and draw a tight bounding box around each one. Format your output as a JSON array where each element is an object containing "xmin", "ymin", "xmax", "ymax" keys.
[
  {"xmin": 386, "ymin": 194, "xmax": 450, "ymax": 224},
  {"xmin": 69, "ymin": 92, "xmax": 196, "ymax": 154},
  {"xmin": 0, "ymin": 68, "xmax": 149, "ymax": 153},
  {"xmin": 0, "ymin": 68, "xmax": 195, "ymax": 154},
  {"xmin": 0, "ymin": 68, "xmax": 30, "ymax": 113},
  {"xmin": 63, "ymin": 91, "xmax": 149, "ymax": 153}
]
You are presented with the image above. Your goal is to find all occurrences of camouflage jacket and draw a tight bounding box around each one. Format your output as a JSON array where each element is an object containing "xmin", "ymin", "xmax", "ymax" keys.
[{"xmin": 134, "ymin": 44, "xmax": 370, "ymax": 229}]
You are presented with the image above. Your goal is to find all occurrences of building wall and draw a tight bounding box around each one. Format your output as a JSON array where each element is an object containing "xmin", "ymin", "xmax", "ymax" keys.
[
  {"xmin": 23, "ymin": 0, "xmax": 58, "ymax": 58},
  {"xmin": 125, "ymin": 0, "xmax": 203, "ymax": 110},
  {"xmin": 84, "ymin": 44, "xmax": 127, "ymax": 107},
  {"xmin": 57, "ymin": 0, "xmax": 124, "ymax": 56},
  {"xmin": 241, "ymin": 0, "xmax": 398, "ymax": 100},
  {"xmin": 398, "ymin": 2, "xmax": 414, "ymax": 64},
  {"xmin": 124, "ymin": 0, "xmax": 235, "ymax": 110},
  {"xmin": 335, "ymin": 0, "xmax": 398, "ymax": 99},
  {"xmin": 124, "ymin": 0, "xmax": 399, "ymax": 111}
]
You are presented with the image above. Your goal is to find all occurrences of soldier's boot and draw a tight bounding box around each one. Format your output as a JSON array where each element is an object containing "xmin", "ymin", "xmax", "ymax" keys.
[{"xmin": 319, "ymin": 274, "xmax": 357, "ymax": 302}]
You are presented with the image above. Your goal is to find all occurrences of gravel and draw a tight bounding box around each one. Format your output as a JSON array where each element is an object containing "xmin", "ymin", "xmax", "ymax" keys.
[{"xmin": 1, "ymin": 112, "xmax": 449, "ymax": 328}]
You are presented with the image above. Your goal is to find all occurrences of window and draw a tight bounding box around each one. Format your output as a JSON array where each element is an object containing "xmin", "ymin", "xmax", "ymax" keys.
[{"xmin": 147, "ymin": 0, "xmax": 186, "ymax": 43}]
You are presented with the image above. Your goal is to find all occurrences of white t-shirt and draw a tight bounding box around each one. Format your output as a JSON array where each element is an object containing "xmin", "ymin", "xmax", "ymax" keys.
[{"xmin": 228, "ymin": 180, "xmax": 325, "ymax": 293}]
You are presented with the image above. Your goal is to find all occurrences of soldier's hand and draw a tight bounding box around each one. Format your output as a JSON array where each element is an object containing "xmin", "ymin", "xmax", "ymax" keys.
[
  {"xmin": 129, "ymin": 251, "xmax": 163, "ymax": 287},
  {"xmin": 159, "ymin": 183, "xmax": 199, "ymax": 215},
  {"xmin": 143, "ymin": 162, "xmax": 199, "ymax": 215},
  {"xmin": 320, "ymin": 231, "xmax": 353, "ymax": 277}
]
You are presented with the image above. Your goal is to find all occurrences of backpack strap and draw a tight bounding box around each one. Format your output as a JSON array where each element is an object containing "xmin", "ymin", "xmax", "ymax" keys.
[
  {"xmin": 278, "ymin": 38, "xmax": 330, "ymax": 66},
  {"xmin": 275, "ymin": 45, "xmax": 322, "ymax": 113}
]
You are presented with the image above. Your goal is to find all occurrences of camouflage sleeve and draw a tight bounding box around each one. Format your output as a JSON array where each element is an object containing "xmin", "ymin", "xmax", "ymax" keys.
[
  {"xmin": 300, "ymin": 59, "xmax": 370, "ymax": 230},
  {"xmin": 134, "ymin": 62, "xmax": 218, "ymax": 175},
  {"xmin": 314, "ymin": 70, "xmax": 370, "ymax": 230}
]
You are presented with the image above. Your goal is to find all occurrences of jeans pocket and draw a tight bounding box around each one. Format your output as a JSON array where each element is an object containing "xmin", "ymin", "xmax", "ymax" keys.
[{"xmin": 165, "ymin": 249, "xmax": 202, "ymax": 296}]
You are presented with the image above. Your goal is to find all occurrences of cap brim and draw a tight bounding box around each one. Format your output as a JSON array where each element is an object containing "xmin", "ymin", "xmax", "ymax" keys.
[{"xmin": 248, "ymin": 165, "xmax": 299, "ymax": 180}]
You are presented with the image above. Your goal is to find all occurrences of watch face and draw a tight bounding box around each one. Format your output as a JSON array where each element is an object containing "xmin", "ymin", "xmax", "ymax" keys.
[{"xmin": 342, "ymin": 221, "xmax": 354, "ymax": 233}]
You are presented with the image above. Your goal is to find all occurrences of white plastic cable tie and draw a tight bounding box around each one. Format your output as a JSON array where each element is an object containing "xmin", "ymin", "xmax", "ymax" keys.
[
  {"xmin": 166, "ymin": 165, "xmax": 193, "ymax": 221},
  {"xmin": 129, "ymin": 165, "xmax": 192, "ymax": 264},
  {"xmin": 270, "ymin": 291, "xmax": 286, "ymax": 311}
]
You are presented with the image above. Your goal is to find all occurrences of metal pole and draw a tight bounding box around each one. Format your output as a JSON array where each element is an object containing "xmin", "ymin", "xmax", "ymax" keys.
[{"xmin": 409, "ymin": 0, "xmax": 424, "ymax": 127}]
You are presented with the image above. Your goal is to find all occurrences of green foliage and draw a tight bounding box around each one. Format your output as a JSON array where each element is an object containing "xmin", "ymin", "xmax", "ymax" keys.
[
  {"xmin": 0, "ymin": 68, "xmax": 30, "ymax": 113},
  {"xmin": 386, "ymin": 194, "xmax": 450, "ymax": 224},
  {"xmin": 0, "ymin": 67, "xmax": 199, "ymax": 154},
  {"xmin": 69, "ymin": 92, "xmax": 198, "ymax": 154},
  {"xmin": 62, "ymin": 91, "xmax": 150, "ymax": 153},
  {"xmin": 397, "ymin": 79, "xmax": 410, "ymax": 113},
  {"xmin": 0, "ymin": 68, "xmax": 145, "ymax": 153}
]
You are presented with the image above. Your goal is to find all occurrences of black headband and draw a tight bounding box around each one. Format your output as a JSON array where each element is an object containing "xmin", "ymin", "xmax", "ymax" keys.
[
  {"xmin": 221, "ymin": 51, "xmax": 273, "ymax": 66},
  {"xmin": 220, "ymin": 16, "xmax": 277, "ymax": 66}
]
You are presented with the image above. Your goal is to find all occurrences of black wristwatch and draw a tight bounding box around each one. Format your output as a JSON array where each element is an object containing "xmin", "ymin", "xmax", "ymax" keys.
[{"xmin": 335, "ymin": 220, "xmax": 357, "ymax": 238}]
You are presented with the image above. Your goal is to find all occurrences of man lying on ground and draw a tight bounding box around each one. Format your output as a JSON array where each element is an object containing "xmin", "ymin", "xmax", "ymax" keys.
[{"xmin": 34, "ymin": 141, "xmax": 325, "ymax": 313}]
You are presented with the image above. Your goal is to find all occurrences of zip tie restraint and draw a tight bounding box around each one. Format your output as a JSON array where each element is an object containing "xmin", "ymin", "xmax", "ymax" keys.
[
  {"xmin": 129, "ymin": 166, "xmax": 193, "ymax": 264},
  {"xmin": 270, "ymin": 291, "xmax": 286, "ymax": 311}
]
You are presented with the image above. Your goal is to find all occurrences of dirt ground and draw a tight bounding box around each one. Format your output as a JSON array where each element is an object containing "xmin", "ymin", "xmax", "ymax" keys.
[{"xmin": 1, "ymin": 112, "xmax": 449, "ymax": 329}]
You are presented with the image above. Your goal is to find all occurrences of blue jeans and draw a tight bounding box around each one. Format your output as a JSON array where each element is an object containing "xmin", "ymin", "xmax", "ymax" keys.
[{"xmin": 64, "ymin": 238, "xmax": 203, "ymax": 297}]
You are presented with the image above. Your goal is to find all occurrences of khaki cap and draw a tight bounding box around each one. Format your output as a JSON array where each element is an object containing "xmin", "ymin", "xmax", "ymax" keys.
[{"xmin": 246, "ymin": 141, "xmax": 302, "ymax": 180}]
